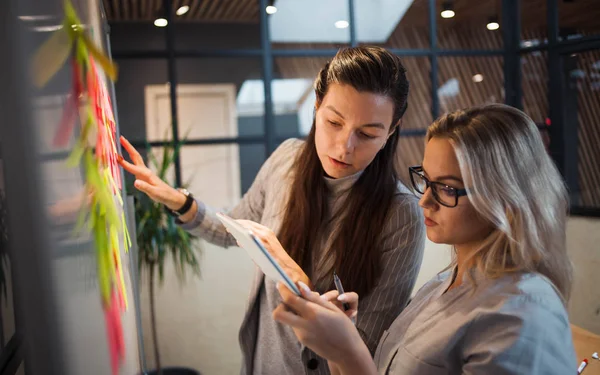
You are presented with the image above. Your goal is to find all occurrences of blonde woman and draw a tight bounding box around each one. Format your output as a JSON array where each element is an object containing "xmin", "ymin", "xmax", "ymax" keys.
[{"xmin": 272, "ymin": 104, "xmax": 577, "ymax": 374}]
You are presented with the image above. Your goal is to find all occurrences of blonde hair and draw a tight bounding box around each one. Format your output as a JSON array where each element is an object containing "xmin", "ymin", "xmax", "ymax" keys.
[{"xmin": 427, "ymin": 104, "xmax": 573, "ymax": 302}]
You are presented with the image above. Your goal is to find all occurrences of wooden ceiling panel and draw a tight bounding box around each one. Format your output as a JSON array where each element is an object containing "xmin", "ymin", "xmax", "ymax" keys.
[
  {"xmin": 103, "ymin": 0, "xmax": 259, "ymax": 23},
  {"xmin": 103, "ymin": 0, "xmax": 599, "ymax": 39}
]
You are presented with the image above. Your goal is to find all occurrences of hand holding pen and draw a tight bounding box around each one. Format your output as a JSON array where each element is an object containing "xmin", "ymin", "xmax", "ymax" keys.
[
  {"xmin": 282, "ymin": 275, "xmax": 359, "ymax": 323},
  {"xmin": 331, "ymin": 271, "xmax": 359, "ymax": 324},
  {"xmin": 333, "ymin": 271, "xmax": 350, "ymax": 311}
]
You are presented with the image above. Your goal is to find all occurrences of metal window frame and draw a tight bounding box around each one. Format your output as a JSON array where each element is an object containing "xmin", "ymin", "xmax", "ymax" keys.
[{"xmin": 111, "ymin": 0, "xmax": 600, "ymax": 217}]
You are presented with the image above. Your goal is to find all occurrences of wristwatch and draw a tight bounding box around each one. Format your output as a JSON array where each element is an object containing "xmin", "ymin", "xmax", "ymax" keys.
[{"xmin": 167, "ymin": 188, "xmax": 194, "ymax": 217}]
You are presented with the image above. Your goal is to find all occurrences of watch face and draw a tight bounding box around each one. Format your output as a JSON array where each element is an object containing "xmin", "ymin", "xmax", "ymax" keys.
[{"xmin": 179, "ymin": 188, "xmax": 190, "ymax": 196}]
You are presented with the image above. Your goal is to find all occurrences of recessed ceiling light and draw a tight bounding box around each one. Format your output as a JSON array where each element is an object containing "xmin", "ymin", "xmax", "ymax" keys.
[
  {"xmin": 441, "ymin": 10, "xmax": 455, "ymax": 18},
  {"xmin": 472, "ymin": 74, "xmax": 484, "ymax": 83},
  {"xmin": 154, "ymin": 18, "xmax": 168, "ymax": 27},
  {"xmin": 487, "ymin": 16, "xmax": 499, "ymax": 30},
  {"xmin": 335, "ymin": 20, "xmax": 349, "ymax": 29},
  {"xmin": 176, "ymin": 6, "xmax": 189, "ymax": 16},
  {"xmin": 266, "ymin": 5, "xmax": 277, "ymax": 14},
  {"xmin": 441, "ymin": 1, "xmax": 455, "ymax": 18},
  {"xmin": 487, "ymin": 21, "xmax": 500, "ymax": 30}
]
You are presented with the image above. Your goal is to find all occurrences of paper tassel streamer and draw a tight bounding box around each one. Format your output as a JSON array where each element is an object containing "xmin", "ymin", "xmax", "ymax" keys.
[{"xmin": 32, "ymin": 1, "xmax": 129, "ymax": 373}]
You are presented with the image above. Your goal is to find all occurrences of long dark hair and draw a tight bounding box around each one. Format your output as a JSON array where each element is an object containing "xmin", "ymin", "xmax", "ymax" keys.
[{"xmin": 278, "ymin": 46, "xmax": 410, "ymax": 297}]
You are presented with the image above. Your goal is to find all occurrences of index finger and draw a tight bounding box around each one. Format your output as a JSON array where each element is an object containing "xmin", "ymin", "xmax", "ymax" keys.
[
  {"xmin": 118, "ymin": 157, "xmax": 153, "ymax": 179},
  {"xmin": 338, "ymin": 292, "xmax": 359, "ymax": 316},
  {"xmin": 338, "ymin": 291, "xmax": 359, "ymax": 306},
  {"xmin": 120, "ymin": 136, "xmax": 145, "ymax": 166},
  {"xmin": 320, "ymin": 290, "xmax": 340, "ymax": 302}
]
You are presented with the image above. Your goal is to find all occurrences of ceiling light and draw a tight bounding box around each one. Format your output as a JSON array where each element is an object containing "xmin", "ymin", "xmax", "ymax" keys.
[
  {"xmin": 441, "ymin": 1, "xmax": 455, "ymax": 18},
  {"xmin": 154, "ymin": 18, "xmax": 168, "ymax": 27},
  {"xmin": 266, "ymin": 5, "xmax": 277, "ymax": 14},
  {"xmin": 441, "ymin": 9, "xmax": 455, "ymax": 18},
  {"xmin": 472, "ymin": 74, "xmax": 484, "ymax": 83},
  {"xmin": 335, "ymin": 20, "xmax": 349, "ymax": 29},
  {"xmin": 487, "ymin": 22, "xmax": 500, "ymax": 30},
  {"xmin": 176, "ymin": 6, "xmax": 189, "ymax": 16},
  {"xmin": 487, "ymin": 16, "xmax": 500, "ymax": 30}
]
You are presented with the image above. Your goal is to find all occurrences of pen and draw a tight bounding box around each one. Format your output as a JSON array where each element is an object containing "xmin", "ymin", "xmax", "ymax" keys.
[
  {"xmin": 577, "ymin": 359, "xmax": 588, "ymax": 374},
  {"xmin": 333, "ymin": 271, "xmax": 350, "ymax": 311}
]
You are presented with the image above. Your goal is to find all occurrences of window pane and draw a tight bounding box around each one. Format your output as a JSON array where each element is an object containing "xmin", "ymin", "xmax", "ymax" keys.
[
  {"xmin": 397, "ymin": 136, "xmax": 426, "ymax": 189},
  {"xmin": 357, "ymin": 0, "xmax": 429, "ymax": 49},
  {"xmin": 438, "ymin": 56, "xmax": 504, "ymax": 113},
  {"xmin": 239, "ymin": 144, "xmax": 267, "ymax": 195},
  {"xmin": 146, "ymin": 142, "xmax": 265, "ymax": 373},
  {"xmin": 148, "ymin": 143, "xmax": 267, "ymax": 203},
  {"xmin": 174, "ymin": 0, "xmax": 261, "ymax": 50},
  {"xmin": 270, "ymin": 0, "xmax": 350, "ymax": 49},
  {"xmin": 521, "ymin": 51, "xmax": 548, "ymax": 125},
  {"xmin": 273, "ymin": 57, "xmax": 328, "ymax": 137},
  {"xmin": 438, "ymin": 0, "xmax": 503, "ymax": 50},
  {"xmin": 115, "ymin": 56, "xmax": 266, "ymax": 186},
  {"xmin": 403, "ymin": 57, "xmax": 433, "ymax": 130},
  {"xmin": 562, "ymin": 50, "xmax": 600, "ymax": 208},
  {"xmin": 146, "ymin": 145, "xmax": 176, "ymax": 186},
  {"xmin": 180, "ymin": 144, "xmax": 266, "ymax": 205},
  {"xmin": 183, "ymin": 57, "xmax": 264, "ymax": 139},
  {"xmin": 521, "ymin": 0, "xmax": 547, "ymax": 46},
  {"xmin": 140, "ymin": 58, "xmax": 264, "ymax": 143},
  {"xmin": 114, "ymin": 58, "xmax": 168, "ymax": 142},
  {"xmin": 521, "ymin": 51, "xmax": 550, "ymax": 153},
  {"xmin": 559, "ymin": 0, "xmax": 600, "ymax": 41}
]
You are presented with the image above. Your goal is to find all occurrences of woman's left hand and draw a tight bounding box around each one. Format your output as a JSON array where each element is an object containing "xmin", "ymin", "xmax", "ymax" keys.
[{"xmin": 236, "ymin": 220, "xmax": 312, "ymax": 288}]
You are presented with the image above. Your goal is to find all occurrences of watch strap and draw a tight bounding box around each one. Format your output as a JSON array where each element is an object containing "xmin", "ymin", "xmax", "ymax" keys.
[{"xmin": 175, "ymin": 190, "xmax": 194, "ymax": 215}]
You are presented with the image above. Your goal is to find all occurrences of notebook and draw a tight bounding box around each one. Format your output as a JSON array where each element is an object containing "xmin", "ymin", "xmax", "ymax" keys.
[{"xmin": 216, "ymin": 212, "xmax": 301, "ymax": 295}]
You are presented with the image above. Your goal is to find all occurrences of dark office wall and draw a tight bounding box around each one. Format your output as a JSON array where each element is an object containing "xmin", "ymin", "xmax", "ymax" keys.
[{"xmin": 109, "ymin": 22, "xmax": 262, "ymax": 52}]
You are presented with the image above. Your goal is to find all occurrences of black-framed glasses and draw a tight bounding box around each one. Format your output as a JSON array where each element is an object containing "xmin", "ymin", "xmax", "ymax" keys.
[{"xmin": 408, "ymin": 166, "xmax": 468, "ymax": 208}]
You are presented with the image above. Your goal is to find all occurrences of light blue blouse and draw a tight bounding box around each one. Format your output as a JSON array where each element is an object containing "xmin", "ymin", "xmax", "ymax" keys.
[{"xmin": 374, "ymin": 268, "xmax": 576, "ymax": 374}]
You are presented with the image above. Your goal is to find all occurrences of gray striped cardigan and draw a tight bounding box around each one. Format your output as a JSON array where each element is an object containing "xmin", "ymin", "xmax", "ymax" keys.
[{"xmin": 179, "ymin": 138, "xmax": 425, "ymax": 374}]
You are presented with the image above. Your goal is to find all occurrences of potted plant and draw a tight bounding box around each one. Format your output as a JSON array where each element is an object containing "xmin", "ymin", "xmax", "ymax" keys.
[{"xmin": 130, "ymin": 140, "xmax": 202, "ymax": 375}]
